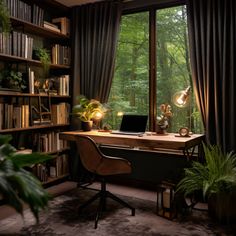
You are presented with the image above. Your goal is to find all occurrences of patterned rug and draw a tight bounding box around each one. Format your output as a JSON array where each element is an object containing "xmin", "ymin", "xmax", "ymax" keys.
[{"xmin": 0, "ymin": 188, "xmax": 235, "ymax": 236}]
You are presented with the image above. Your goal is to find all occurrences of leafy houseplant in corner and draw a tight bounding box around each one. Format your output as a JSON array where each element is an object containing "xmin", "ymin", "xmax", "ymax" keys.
[
  {"xmin": 0, "ymin": 134, "xmax": 52, "ymax": 222},
  {"xmin": 177, "ymin": 143, "xmax": 236, "ymax": 224},
  {"xmin": 72, "ymin": 95, "xmax": 107, "ymax": 131}
]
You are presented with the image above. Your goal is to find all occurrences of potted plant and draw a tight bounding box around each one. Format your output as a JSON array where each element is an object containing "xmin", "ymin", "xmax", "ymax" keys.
[
  {"xmin": 0, "ymin": 0, "xmax": 11, "ymax": 33},
  {"xmin": 0, "ymin": 69, "xmax": 26, "ymax": 91},
  {"xmin": 72, "ymin": 95, "xmax": 107, "ymax": 131},
  {"xmin": 0, "ymin": 134, "xmax": 52, "ymax": 222},
  {"xmin": 156, "ymin": 103, "xmax": 172, "ymax": 134},
  {"xmin": 33, "ymin": 48, "xmax": 51, "ymax": 78},
  {"xmin": 176, "ymin": 143, "xmax": 236, "ymax": 223}
]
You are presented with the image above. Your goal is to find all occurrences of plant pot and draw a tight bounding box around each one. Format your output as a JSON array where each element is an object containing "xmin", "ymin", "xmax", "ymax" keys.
[
  {"xmin": 208, "ymin": 193, "xmax": 236, "ymax": 224},
  {"xmin": 81, "ymin": 121, "xmax": 93, "ymax": 131},
  {"xmin": 156, "ymin": 125, "xmax": 168, "ymax": 134}
]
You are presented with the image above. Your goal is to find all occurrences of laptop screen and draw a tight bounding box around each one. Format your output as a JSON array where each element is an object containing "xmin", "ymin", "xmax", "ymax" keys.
[{"xmin": 119, "ymin": 114, "xmax": 148, "ymax": 133}]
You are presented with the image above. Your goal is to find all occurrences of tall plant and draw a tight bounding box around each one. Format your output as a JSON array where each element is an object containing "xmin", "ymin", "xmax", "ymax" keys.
[
  {"xmin": 0, "ymin": 135, "xmax": 52, "ymax": 222},
  {"xmin": 0, "ymin": 0, "xmax": 11, "ymax": 33}
]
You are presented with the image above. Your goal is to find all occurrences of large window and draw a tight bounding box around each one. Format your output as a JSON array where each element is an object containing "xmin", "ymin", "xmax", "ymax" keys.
[
  {"xmin": 107, "ymin": 5, "xmax": 203, "ymax": 133},
  {"xmin": 106, "ymin": 12, "xmax": 149, "ymax": 130}
]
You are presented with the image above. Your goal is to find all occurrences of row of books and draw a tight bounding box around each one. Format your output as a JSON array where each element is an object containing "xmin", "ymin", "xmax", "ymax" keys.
[
  {"xmin": 4, "ymin": 0, "xmax": 44, "ymax": 26},
  {"xmin": 33, "ymin": 131, "xmax": 69, "ymax": 153},
  {"xmin": 31, "ymin": 154, "xmax": 69, "ymax": 182},
  {"xmin": 49, "ymin": 154, "xmax": 69, "ymax": 178},
  {"xmin": 0, "ymin": 103, "xmax": 29, "ymax": 129},
  {"xmin": 51, "ymin": 44, "xmax": 71, "ymax": 65},
  {"xmin": 0, "ymin": 101, "xmax": 70, "ymax": 130},
  {"xmin": 57, "ymin": 75, "xmax": 70, "ymax": 96},
  {"xmin": 0, "ymin": 31, "xmax": 33, "ymax": 59}
]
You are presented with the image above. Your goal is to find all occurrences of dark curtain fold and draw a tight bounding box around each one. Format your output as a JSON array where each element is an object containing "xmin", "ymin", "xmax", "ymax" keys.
[
  {"xmin": 187, "ymin": 0, "xmax": 236, "ymax": 152},
  {"xmin": 70, "ymin": 1, "xmax": 122, "ymax": 181},
  {"xmin": 72, "ymin": 1, "xmax": 122, "ymax": 104}
]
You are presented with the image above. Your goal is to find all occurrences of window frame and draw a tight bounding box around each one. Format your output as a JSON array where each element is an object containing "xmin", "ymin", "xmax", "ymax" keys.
[{"xmin": 120, "ymin": 0, "xmax": 188, "ymax": 131}]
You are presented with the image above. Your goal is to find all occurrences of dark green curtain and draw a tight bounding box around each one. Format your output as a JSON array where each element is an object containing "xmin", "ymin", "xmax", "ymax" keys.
[
  {"xmin": 187, "ymin": 0, "xmax": 236, "ymax": 152},
  {"xmin": 70, "ymin": 1, "xmax": 122, "ymax": 181},
  {"xmin": 71, "ymin": 1, "xmax": 122, "ymax": 104}
]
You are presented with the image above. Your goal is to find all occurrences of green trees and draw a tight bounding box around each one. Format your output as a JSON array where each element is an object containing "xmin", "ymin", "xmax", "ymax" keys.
[{"xmin": 107, "ymin": 6, "xmax": 203, "ymax": 133}]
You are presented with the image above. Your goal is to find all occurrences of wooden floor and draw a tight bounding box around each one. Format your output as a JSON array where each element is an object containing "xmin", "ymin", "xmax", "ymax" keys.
[{"xmin": 0, "ymin": 181, "xmax": 157, "ymax": 220}]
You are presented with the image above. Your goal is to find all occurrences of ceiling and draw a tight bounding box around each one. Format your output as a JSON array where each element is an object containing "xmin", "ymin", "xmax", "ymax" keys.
[{"xmin": 54, "ymin": 0, "xmax": 104, "ymax": 7}]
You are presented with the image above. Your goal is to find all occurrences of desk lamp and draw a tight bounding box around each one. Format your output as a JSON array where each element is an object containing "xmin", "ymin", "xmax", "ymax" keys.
[
  {"xmin": 172, "ymin": 86, "xmax": 190, "ymax": 108},
  {"xmin": 172, "ymin": 86, "xmax": 192, "ymax": 136}
]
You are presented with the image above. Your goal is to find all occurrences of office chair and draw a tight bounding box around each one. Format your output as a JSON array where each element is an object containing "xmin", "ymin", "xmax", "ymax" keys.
[{"xmin": 75, "ymin": 135, "xmax": 135, "ymax": 229}]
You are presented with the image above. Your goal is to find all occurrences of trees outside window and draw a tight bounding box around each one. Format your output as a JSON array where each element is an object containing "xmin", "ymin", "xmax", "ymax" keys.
[
  {"xmin": 106, "ymin": 5, "xmax": 203, "ymax": 133},
  {"xmin": 106, "ymin": 12, "xmax": 149, "ymax": 130}
]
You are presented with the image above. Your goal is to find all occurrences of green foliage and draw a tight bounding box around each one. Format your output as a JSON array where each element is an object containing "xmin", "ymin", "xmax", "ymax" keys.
[
  {"xmin": 0, "ymin": 0, "xmax": 11, "ymax": 33},
  {"xmin": 0, "ymin": 69, "xmax": 26, "ymax": 90},
  {"xmin": 34, "ymin": 48, "xmax": 51, "ymax": 78},
  {"xmin": 0, "ymin": 135, "xmax": 52, "ymax": 222},
  {"xmin": 177, "ymin": 143, "xmax": 236, "ymax": 200},
  {"xmin": 72, "ymin": 95, "xmax": 108, "ymax": 122},
  {"xmin": 107, "ymin": 6, "xmax": 203, "ymax": 133}
]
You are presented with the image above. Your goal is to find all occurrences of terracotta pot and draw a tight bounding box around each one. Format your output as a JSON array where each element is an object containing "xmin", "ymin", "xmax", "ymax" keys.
[{"xmin": 81, "ymin": 121, "xmax": 93, "ymax": 131}]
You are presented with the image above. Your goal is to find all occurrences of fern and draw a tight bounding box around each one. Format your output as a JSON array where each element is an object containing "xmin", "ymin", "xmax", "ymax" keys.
[{"xmin": 177, "ymin": 143, "xmax": 236, "ymax": 200}]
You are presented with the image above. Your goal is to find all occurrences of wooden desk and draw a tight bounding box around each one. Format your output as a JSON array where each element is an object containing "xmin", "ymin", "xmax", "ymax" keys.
[{"xmin": 59, "ymin": 131, "xmax": 205, "ymax": 159}]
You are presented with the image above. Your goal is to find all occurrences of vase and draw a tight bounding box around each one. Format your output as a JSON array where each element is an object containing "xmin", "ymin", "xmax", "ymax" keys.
[
  {"xmin": 81, "ymin": 121, "xmax": 93, "ymax": 131},
  {"xmin": 156, "ymin": 120, "xmax": 169, "ymax": 134}
]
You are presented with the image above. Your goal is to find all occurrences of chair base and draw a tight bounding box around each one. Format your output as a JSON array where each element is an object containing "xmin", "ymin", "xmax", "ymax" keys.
[{"xmin": 78, "ymin": 179, "xmax": 135, "ymax": 229}]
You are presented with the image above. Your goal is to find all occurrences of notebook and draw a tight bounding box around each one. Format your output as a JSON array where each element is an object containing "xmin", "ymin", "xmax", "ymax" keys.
[{"xmin": 111, "ymin": 114, "xmax": 148, "ymax": 135}]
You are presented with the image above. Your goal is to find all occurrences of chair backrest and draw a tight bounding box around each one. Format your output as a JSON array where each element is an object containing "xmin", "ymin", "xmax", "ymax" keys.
[{"xmin": 75, "ymin": 135, "xmax": 104, "ymax": 174}]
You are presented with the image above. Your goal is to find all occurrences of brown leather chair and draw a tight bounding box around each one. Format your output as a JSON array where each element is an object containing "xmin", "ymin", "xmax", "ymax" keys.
[{"xmin": 75, "ymin": 135, "xmax": 135, "ymax": 228}]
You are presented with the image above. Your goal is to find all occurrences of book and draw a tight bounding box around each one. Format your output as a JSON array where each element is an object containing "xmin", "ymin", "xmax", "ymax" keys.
[
  {"xmin": 52, "ymin": 17, "xmax": 70, "ymax": 36},
  {"xmin": 43, "ymin": 21, "xmax": 61, "ymax": 33}
]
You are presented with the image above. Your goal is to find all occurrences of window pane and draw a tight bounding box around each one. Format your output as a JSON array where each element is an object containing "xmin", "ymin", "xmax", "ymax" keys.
[
  {"xmin": 156, "ymin": 6, "xmax": 203, "ymax": 134},
  {"xmin": 106, "ymin": 12, "xmax": 149, "ymax": 130}
]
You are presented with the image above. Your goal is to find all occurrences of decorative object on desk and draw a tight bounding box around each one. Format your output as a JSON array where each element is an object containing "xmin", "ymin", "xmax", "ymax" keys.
[
  {"xmin": 98, "ymin": 123, "xmax": 112, "ymax": 132},
  {"xmin": 176, "ymin": 143, "xmax": 236, "ymax": 224},
  {"xmin": 0, "ymin": 68, "xmax": 26, "ymax": 91},
  {"xmin": 178, "ymin": 127, "xmax": 190, "ymax": 137},
  {"xmin": 0, "ymin": 0, "xmax": 11, "ymax": 33},
  {"xmin": 0, "ymin": 134, "xmax": 52, "ymax": 222},
  {"xmin": 156, "ymin": 103, "xmax": 172, "ymax": 134},
  {"xmin": 72, "ymin": 95, "xmax": 108, "ymax": 131}
]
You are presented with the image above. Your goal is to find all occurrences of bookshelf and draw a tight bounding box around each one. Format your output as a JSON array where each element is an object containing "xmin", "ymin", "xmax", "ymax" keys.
[{"xmin": 0, "ymin": 0, "xmax": 72, "ymax": 186}]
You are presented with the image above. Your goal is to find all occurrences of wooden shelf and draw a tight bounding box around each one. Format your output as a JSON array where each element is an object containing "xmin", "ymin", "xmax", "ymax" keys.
[
  {"xmin": 0, "ymin": 53, "xmax": 70, "ymax": 69},
  {"xmin": 44, "ymin": 147, "xmax": 70, "ymax": 156},
  {"xmin": 0, "ymin": 124, "xmax": 70, "ymax": 133},
  {"xmin": 0, "ymin": 90, "xmax": 70, "ymax": 98},
  {"xmin": 10, "ymin": 17, "xmax": 70, "ymax": 40},
  {"xmin": 42, "ymin": 174, "xmax": 70, "ymax": 185}
]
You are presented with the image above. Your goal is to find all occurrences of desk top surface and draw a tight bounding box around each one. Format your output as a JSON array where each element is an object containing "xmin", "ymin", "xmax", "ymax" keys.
[{"xmin": 60, "ymin": 130, "xmax": 205, "ymax": 150}]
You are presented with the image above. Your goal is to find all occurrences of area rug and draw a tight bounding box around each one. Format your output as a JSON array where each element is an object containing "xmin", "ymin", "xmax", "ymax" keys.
[{"xmin": 0, "ymin": 188, "xmax": 234, "ymax": 236}]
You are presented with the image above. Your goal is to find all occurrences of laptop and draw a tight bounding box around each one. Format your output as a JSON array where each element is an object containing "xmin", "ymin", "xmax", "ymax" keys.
[{"xmin": 111, "ymin": 114, "xmax": 148, "ymax": 135}]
